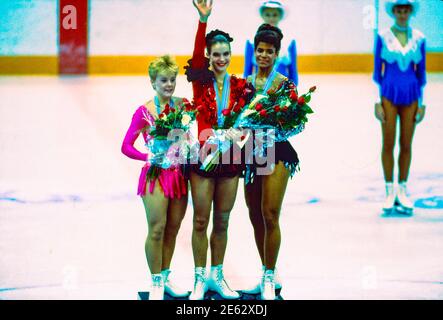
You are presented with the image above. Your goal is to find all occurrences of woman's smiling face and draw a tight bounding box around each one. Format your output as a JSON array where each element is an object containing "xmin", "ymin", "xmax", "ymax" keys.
[
  {"xmin": 208, "ymin": 42, "xmax": 231, "ymax": 73},
  {"xmin": 152, "ymin": 70, "xmax": 177, "ymax": 99},
  {"xmin": 255, "ymin": 42, "xmax": 278, "ymax": 69}
]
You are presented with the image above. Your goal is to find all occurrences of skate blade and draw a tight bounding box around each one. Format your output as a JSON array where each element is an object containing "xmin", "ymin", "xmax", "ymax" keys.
[
  {"xmin": 394, "ymin": 205, "xmax": 414, "ymax": 215},
  {"xmin": 382, "ymin": 207, "xmax": 395, "ymax": 214}
]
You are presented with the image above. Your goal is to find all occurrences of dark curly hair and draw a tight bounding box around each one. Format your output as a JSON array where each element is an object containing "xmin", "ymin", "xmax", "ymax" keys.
[
  {"xmin": 254, "ymin": 24, "xmax": 284, "ymax": 53},
  {"xmin": 184, "ymin": 57, "xmax": 215, "ymax": 85},
  {"xmin": 205, "ymin": 29, "xmax": 234, "ymax": 54}
]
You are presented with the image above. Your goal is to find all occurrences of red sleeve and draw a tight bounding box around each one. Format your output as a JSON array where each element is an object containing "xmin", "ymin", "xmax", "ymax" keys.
[
  {"xmin": 192, "ymin": 21, "xmax": 207, "ymax": 69},
  {"xmin": 191, "ymin": 21, "xmax": 207, "ymax": 102},
  {"xmin": 191, "ymin": 20, "xmax": 213, "ymax": 142},
  {"xmin": 121, "ymin": 107, "xmax": 149, "ymax": 162}
]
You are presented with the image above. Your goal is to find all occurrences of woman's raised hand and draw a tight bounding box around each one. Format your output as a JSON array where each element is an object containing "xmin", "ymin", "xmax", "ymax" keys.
[{"xmin": 193, "ymin": 0, "xmax": 213, "ymax": 23}]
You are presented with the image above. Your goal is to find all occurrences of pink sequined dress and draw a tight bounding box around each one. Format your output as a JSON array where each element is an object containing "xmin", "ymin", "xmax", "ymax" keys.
[{"xmin": 121, "ymin": 104, "xmax": 188, "ymax": 199}]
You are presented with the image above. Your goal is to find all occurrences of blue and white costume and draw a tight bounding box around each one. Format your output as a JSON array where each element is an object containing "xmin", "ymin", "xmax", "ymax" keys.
[
  {"xmin": 244, "ymin": 37, "xmax": 299, "ymax": 85},
  {"xmin": 373, "ymin": 27, "xmax": 426, "ymax": 107}
]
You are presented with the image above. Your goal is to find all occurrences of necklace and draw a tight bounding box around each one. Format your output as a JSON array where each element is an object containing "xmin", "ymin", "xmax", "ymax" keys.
[
  {"xmin": 213, "ymin": 74, "xmax": 231, "ymax": 127},
  {"xmin": 252, "ymin": 65, "xmax": 278, "ymax": 94},
  {"xmin": 154, "ymin": 96, "xmax": 174, "ymax": 116}
]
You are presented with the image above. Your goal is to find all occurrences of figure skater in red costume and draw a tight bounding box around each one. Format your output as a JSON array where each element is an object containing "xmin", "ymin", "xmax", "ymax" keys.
[{"xmin": 185, "ymin": 0, "xmax": 254, "ymax": 300}]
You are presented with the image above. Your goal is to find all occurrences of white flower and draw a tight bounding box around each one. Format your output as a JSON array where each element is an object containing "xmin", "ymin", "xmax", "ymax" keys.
[
  {"xmin": 181, "ymin": 114, "xmax": 192, "ymax": 126},
  {"xmin": 243, "ymin": 109, "xmax": 256, "ymax": 117},
  {"xmin": 249, "ymin": 94, "xmax": 267, "ymax": 107}
]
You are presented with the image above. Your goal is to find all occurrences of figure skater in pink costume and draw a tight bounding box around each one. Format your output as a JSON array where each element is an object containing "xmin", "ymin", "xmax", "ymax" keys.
[{"xmin": 121, "ymin": 55, "xmax": 190, "ymax": 300}]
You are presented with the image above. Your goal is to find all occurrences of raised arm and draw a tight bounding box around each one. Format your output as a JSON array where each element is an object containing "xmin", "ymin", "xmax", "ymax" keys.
[
  {"xmin": 192, "ymin": 20, "xmax": 208, "ymax": 69},
  {"xmin": 121, "ymin": 107, "xmax": 149, "ymax": 162},
  {"xmin": 192, "ymin": 0, "xmax": 212, "ymax": 68}
]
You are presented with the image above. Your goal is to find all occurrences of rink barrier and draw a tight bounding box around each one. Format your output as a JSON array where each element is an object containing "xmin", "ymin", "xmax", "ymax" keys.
[{"xmin": 1, "ymin": 53, "xmax": 442, "ymax": 75}]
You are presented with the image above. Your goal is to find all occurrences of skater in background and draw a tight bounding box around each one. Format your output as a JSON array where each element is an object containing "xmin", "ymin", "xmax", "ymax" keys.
[
  {"xmin": 373, "ymin": 0, "xmax": 426, "ymax": 214},
  {"xmin": 121, "ymin": 55, "xmax": 190, "ymax": 300},
  {"xmin": 184, "ymin": 0, "xmax": 254, "ymax": 300},
  {"xmin": 242, "ymin": 24, "xmax": 300, "ymax": 300},
  {"xmin": 244, "ymin": 0, "xmax": 298, "ymax": 85}
]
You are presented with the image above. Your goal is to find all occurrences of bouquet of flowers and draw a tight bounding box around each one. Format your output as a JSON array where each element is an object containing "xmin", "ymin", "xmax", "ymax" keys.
[
  {"xmin": 199, "ymin": 82, "xmax": 255, "ymax": 172},
  {"xmin": 232, "ymin": 80, "xmax": 315, "ymax": 165},
  {"xmin": 236, "ymin": 81, "xmax": 316, "ymax": 140},
  {"xmin": 144, "ymin": 99, "xmax": 198, "ymax": 179}
]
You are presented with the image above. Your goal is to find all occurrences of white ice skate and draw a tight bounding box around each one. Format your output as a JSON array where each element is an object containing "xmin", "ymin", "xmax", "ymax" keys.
[
  {"xmin": 261, "ymin": 270, "xmax": 276, "ymax": 300},
  {"xmin": 149, "ymin": 274, "xmax": 164, "ymax": 300},
  {"xmin": 161, "ymin": 269, "xmax": 188, "ymax": 298},
  {"xmin": 382, "ymin": 182, "xmax": 396, "ymax": 213},
  {"xmin": 395, "ymin": 182, "xmax": 414, "ymax": 215},
  {"xmin": 189, "ymin": 267, "xmax": 208, "ymax": 300},
  {"xmin": 242, "ymin": 266, "xmax": 282, "ymax": 295},
  {"xmin": 207, "ymin": 265, "xmax": 240, "ymax": 299}
]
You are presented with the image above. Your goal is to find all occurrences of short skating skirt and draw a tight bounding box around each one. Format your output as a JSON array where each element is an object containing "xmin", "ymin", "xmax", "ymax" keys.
[{"xmin": 138, "ymin": 164, "xmax": 188, "ymax": 199}]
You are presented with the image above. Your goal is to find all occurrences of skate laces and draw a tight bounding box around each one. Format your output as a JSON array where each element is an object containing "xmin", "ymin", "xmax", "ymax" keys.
[
  {"xmin": 212, "ymin": 268, "xmax": 234, "ymax": 292},
  {"xmin": 385, "ymin": 182, "xmax": 394, "ymax": 195},
  {"xmin": 152, "ymin": 275, "xmax": 163, "ymax": 288},
  {"xmin": 263, "ymin": 272, "xmax": 275, "ymax": 287},
  {"xmin": 194, "ymin": 272, "xmax": 206, "ymax": 289},
  {"xmin": 161, "ymin": 270, "xmax": 171, "ymax": 283},
  {"xmin": 398, "ymin": 182, "xmax": 408, "ymax": 195},
  {"xmin": 215, "ymin": 268, "xmax": 224, "ymax": 282},
  {"xmin": 215, "ymin": 269, "xmax": 227, "ymax": 286}
]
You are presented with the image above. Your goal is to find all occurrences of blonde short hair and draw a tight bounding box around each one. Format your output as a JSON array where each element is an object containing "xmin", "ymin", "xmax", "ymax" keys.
[{"xmin": 148, "ymin": 55, "xmax": 179, "ymax": 81}]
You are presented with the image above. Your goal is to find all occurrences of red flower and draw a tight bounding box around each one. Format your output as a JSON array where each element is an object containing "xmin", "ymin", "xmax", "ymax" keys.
[
  {"xmin": 289, "ymin": 90, "xmax": 298, "ymax": 102},
  {"xmin": 170, "ymin": 108, "xmax": 176, "ymax": 113},
  {"xmin": 255, "ymin": 103, "xmax": 263, "ymax": 111},
  {"xmin": 237, "ymin": 98, "xmax": 246, "ymax": 108},
  {"xmin": 288, "ymin": 82, "xmax": 296, "ymax": 90},
  {"xmin": 195, "ymin": 75, "xmax": 253, "ymax": 127},
  {"xmin": 184, "ymin": 100, "xmax": 193, "ymax": 111},
  {"xmin": 233, "ymin": 105, "xmax": 242, "ymax": 113},
  {"xmin": 282, "ymin": 106, "xmax": 289, "ymax": 112},
  {"xmin": 222, "ymin": 109, "xmax": 231, "ymax": 117},
  {"xmin": 297, "ymin": 96, "xmax": 305, "ymax": 105},
  {"xmin": 309, "ymin": 86, "xmax": 317, "ymax": 93},
  {"xmin": 260, "ymin": 110, "xmax": 268, "ymax": 117},
  {"xmin": 274, "ymin": 105, "xmax": 281, "ymax": 112}
]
